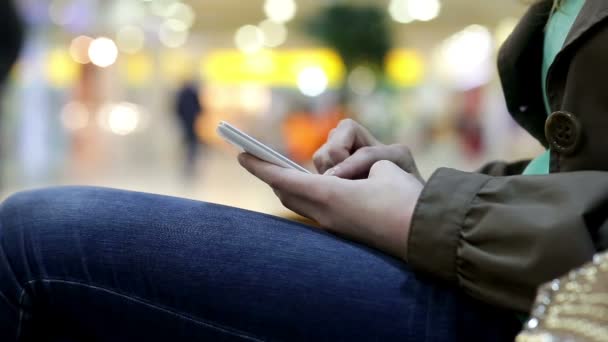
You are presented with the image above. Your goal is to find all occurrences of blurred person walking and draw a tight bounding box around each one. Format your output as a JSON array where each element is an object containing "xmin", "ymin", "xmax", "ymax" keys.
[{"xmin": 173, "ymin": 79, "xmax": 204, "ymax": 181}]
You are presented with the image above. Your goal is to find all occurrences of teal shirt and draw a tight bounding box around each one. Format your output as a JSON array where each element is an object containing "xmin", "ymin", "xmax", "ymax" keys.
[{"xmin": 522, "ymin": 0, "xmax": 585, "ymax": 175}]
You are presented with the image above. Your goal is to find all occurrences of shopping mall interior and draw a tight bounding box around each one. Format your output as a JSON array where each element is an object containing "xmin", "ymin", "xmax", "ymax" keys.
[{"xmin": 2, "ymin": 0, "xmax": 542, "ymax": 216}]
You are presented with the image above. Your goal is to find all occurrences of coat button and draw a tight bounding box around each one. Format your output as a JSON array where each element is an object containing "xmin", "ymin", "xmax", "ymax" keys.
[{"xmin": 545, "ymin": 111, "xmax": 581, "ymax": 155}]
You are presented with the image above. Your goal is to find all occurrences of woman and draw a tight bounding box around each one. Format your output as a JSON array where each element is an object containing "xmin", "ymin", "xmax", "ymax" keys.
[{"xmin": 2, "ymin": 0, "xmax": 607, "ymax": 340}]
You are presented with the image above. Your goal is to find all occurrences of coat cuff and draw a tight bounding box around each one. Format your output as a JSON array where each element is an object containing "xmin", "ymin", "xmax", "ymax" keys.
[{"xmin": 407, "ymin": 168, "xmax": 490, "ymax": 283}]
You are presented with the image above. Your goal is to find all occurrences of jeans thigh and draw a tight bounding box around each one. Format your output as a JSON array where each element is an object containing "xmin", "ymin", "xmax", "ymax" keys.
[{"xmin": 0, "ymin": 187, "xmax": 521, "ymax": 341}]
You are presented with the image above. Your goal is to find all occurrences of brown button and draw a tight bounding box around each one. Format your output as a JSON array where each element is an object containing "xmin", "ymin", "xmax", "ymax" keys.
[{"xmin": 545, "ymin": 111, "xmax": 582, "ymax": 155}]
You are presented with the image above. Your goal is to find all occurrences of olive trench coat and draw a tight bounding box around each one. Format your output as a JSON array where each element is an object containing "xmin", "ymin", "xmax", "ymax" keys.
[{"xmin": 407, "ymin": 0, "xmax": 608, "ymax": 312}]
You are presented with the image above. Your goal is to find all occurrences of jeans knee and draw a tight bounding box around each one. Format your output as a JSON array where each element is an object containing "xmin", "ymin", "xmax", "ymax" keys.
[
  {"xmin": 0, "ymin": 187, "xmax": 93, "ymax": 242},
  {"xmin": 1, "ymin": 189, "xmax": 50, "ymax": 242}
]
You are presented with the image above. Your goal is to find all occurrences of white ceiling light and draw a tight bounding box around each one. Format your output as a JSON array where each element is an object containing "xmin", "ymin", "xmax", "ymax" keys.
[
  {"xmin": 98, "ymin": 102, "xmax": 141, "ymax": 136},
  {"xmin": 389, "ymin": 0, "xmax": 414, "ymax": 24},
  {"xmin": 150, "ymin": 0, "xmax": 177, "ymax": 17},
  {"xmin": 108, "ymin": 0, "xmax": 146, "ymax": 27},
  {"xmin": 88, "ymin": 37, "xmax": 118, "ymax": 68},
  {"xmin": 167, "ymin": 2, "xmax": 196, "ymax": 28},
  {"xmin": 235, "ymin": 25, "xmax": 265, "ymax": 54},
  {"xmin": 258, "ymin": 20, "xmax": 288, "ymax": 48},
  {"xmin": 108, "ymin": 103, "xmax": 140, "ymax": 136},
  {"xmin": 159, "ymin": 19, "xmax": 189, "ymax": 48},
  {"xmin": 297, "ymin": 66, "xmax": 328, "ymax": 97},
  {"xmin": 408, "ymin": 0, "xmax": 441, "ymax": 22},
  {"xmin": 264, "ymin": 0, "xmax": 297, "ymax": 23}
]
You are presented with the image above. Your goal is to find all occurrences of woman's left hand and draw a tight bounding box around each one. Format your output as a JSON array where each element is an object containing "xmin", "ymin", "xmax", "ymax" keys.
[{"xmin": 238, "ymin": 153, "xmax": 423, "ymax": 261}]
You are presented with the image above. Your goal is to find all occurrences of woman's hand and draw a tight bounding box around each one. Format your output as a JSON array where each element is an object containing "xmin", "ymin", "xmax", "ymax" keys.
[
  {"xmin": 239, "ymin": 153, "xmax": 423, "ymax": 261},
  {"xmin": 313, "ymin": 119, "xmax": 423, "ymax": 182}
]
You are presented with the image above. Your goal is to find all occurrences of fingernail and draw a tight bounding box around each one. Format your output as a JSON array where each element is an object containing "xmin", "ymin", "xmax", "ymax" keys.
[{"xmin": 324, "ymin": 166, "xmax": 338, "ymax": 176}]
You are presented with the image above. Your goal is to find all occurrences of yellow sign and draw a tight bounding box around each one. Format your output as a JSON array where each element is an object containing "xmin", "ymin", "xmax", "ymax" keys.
[
  {"xmin": 202, "ymin": 49, "xmax": 345, "ymax": 87},
  {"xmin": 386, "ymin": 49, "xmax": 425, "ymax": 87},
  {"xmin": 201, "ymin": 48, "xmax": 424, "ymax": 88}
]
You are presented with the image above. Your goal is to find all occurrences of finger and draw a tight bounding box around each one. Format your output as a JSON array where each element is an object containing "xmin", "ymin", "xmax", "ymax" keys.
[
  {"xmin": 388, "ymin": 145, "xmax": 425, "ymax": 183},
  {"xmin": 312, "ymin": 145, "xmax": 336, "ymax": 174},
  {"xmin": 238, "ymin": 153, "xmax": 303, "ymax": 190},
  {"xmin": 331, "ymin": 146, "xmax": 395, "ymax": 179},
  {"xmin": 327, "ymin": 128, "xmax": 336, "ymax": 138},
  {"xmin": 333, "ymin": 119, "xmax": 379, "ymax": 149},
  {"xmin": 313, "ymin": 142, "xmax": 352, "ymax": 175},
  {"xmin": 314, "ymin": 120, "xmax": 374, "ymax": 174},
  {"xmin": 238, "ymin": 153, "xmax": 334, "ymax": 202},
  {"xmin": 273, "ymin": 190, "xmax": 325, "ymax": 225},
  {"xmin": 322, "ymin": 121, "xmax": 358, "ymax": 166}
]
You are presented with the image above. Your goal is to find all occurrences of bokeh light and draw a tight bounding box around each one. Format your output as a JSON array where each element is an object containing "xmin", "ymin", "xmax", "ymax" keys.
[
  {"xmin": 389, "ymin": 0, "xmax": 441, "ymax": 23},
  {"xmin": 149, "ymin": 0, "xmax": 177, "ymax": 17},
  {"xmin": 159, "ymin": 19, "xmax": 189, "ymax": 48},
  {"xmin": 235, "ymin": 25, "xmax": 265, "ymax": 54},
  {"xmin": 88, "ymin": 37, "xmax": 119, "ymax": 68},
  {"xmin": 47, "ymin": 48, "xmax": 79, "ymax": 87},
  {"xmin": 259, "ymin": 20, "xmax": 288, "ymax": 48},
  {"xmin": 437, "ymin": 24, "xmax": 493, "ymax": 89},
  {"xmin": 386, "ymin": 49, "xmax": 425, "ymax": 87},
  {"xmin": 167, "ymin": 2, "xmax": 196, "ymax": 28},
  {"xmin": 98, "ymin": 102, "xmax": 141, "ymax": 136},
  {"xmin": 348, "ymin": 65, "xmax": 377, "ymax": 96},
  {"xmin": 116, "ymin": 26, "xmax": 146, "ymax": 54},
  {"xmin": 108, "ymin": 0, "xmax": 146, "ymax": 27},
  {"xmin": 408, "ymin": 0, "xmax": 441, "ymax": 22},
  {"xmin": 264, "ymin": 0, "xmax": 297, "ymax": 23},
  {"xmin": 297, "ymin": 66, "xmax": 328, "ymax": 97},
  {"xmin": 240, "ymin": 85, "xmax": 272, "ymax": 114},
  {"xmin": 389, "ymin": 0, "xmax": 414, "ymax": 24},
  {"xmin": 60, "ymin": 101, "xmax": 90, "ymax": 131},
  {"xmin": 69, "ymin": 35, "xmax": 93, "ymax": 64}
]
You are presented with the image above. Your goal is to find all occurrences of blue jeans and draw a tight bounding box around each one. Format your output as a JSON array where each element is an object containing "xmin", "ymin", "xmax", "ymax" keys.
[{"xmin": 0, "ymin": 187, "xmax": 520, "ymax": 341}]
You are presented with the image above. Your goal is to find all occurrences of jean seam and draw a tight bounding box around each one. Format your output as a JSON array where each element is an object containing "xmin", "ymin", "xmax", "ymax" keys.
[
  {"xmin": 16, "ymin": 288, "xmax": 26, "ymax": 339},
  {"xmin": 21, "ymin": 278, "xmax": 265, "ymax": 342},
  {"xmin": 0, "ymin": 203, "xmax": 27, "ymax": 340}
]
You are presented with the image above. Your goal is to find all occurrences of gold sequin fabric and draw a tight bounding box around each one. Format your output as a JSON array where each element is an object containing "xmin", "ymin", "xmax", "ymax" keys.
[{"xmin": 516, "ymin": 252, "xmax": 608, "ymax": 342}]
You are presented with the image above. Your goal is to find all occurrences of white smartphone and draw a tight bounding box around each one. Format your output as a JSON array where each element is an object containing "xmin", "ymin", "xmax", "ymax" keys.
[{"xmin": 217, "ymin": 121, "xmax": 311, "ymax": 174}]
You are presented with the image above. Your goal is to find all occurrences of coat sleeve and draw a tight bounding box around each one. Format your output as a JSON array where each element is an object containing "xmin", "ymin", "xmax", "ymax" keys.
[
  {"xmin": 476, "ymin": 160, "xmax": 531, "ymax": 177},
  {"xmin": 407, "ymin": 168, "xmax": 608, "ymax": 312}
]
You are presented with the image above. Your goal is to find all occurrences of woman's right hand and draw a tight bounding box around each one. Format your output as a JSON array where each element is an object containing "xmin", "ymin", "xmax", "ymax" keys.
[{"xmin": 313, "ymin": 119, "xmax": 424, "ymax": 182}]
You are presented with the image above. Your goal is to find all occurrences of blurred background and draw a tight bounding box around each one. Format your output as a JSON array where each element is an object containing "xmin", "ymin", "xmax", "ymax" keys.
[{"xmin": 2, "ymin": 0, "xmax": 542, "ymax": 216}]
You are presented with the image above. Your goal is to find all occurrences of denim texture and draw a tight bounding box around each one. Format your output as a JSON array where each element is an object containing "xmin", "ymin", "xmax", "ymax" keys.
[{"xmin": 0, "ymin": 187, "xmax": 520, "ymax": 341}]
